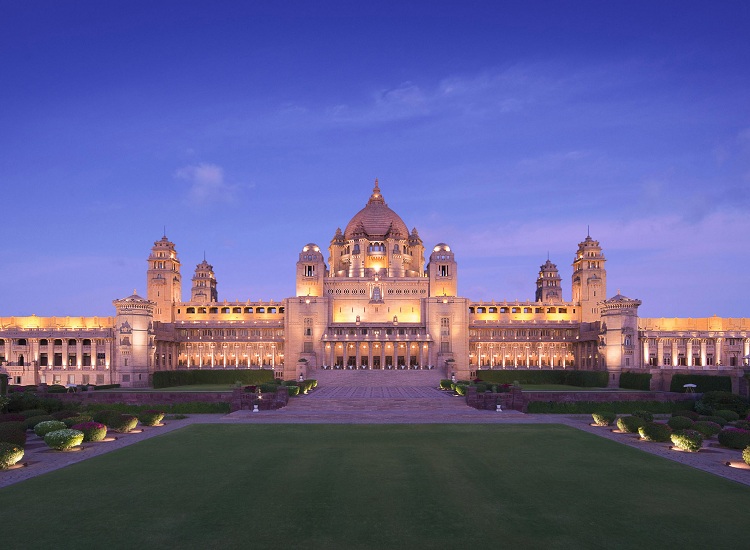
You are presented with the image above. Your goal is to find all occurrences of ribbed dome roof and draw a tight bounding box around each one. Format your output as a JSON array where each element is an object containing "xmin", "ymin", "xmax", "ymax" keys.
[{"xmin": 344, "ymin": 180, "xmax": 409, "ymax": 240}]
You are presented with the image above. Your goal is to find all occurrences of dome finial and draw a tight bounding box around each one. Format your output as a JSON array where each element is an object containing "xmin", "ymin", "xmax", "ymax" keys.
[{"xmin": 368, "ymin": 178, "xmax": 385, "ymax": 204}]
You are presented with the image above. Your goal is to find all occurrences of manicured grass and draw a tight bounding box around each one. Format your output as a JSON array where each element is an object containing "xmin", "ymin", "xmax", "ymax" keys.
[{"xmin": 2, "ymin": 424, "xmax": 750, "ymax": 549}]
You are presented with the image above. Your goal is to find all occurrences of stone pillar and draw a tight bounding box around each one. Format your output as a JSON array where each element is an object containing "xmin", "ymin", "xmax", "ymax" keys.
[
  {"xmin": 672, "ymin": 340, "xmax": 678, "ymax": 368},
  {"xmin": 643, "ymin": 339, "xmax": 649, "ymax": 367},
  {"xmin": 700, "ymin": 340, "xmax": 707, "ymax": 368},
  {"xmin": 686, "ymin": 339, "xmax": 693, "ymax": 367},
  {"xmin": 715, "ymin": 338, "xmax": 722, "ymax": 366},
  {"xmin": 419, "ymin": 342, "xmax": 424, "ymax": 368},
  {"xmin": 76, "ymin": 339, "xmax": 82, "ymax": 368},
  {"xmin": 367, "ymin": 342, "xmax": 373, "ymax": 369},
  {"xmin": 380, "ymin": 342, "xmax": 385, "ymax": 369},
  {"xmin": 355, "ymin": 341, "xmax": 361, "ymax": 368},
  {"xmin": 744, "ymin": 339, "xmax": 750, "ymax": 366},
  {"xmin": 62, "ymin": 339, "xmax": 69, "ymax": 368},
  {"xmin": 657, "ymin": 339, "xmax": 664, "ymax": 367}
]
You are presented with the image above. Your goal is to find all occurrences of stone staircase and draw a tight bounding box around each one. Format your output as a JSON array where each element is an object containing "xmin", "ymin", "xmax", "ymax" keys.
[{"xmin": 308, "ymin": 368, "xmax": 445, "ymax": 388}]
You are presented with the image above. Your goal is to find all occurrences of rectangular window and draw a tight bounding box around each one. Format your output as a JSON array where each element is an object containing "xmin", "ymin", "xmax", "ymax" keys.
[
  {"xmin": 439, "ymin": 265, "xmax": 449, "ymax": 277},
  {"xmin": 303, "ymin": 342, "xmax": 313, "ymax": 353},
  {"xmin": 40, "ymin": 353, "xmax": 48, "ymax": 366},
  {"xmin": 305, "ymin": 265, "xmax": 314, "ymax": 277}
]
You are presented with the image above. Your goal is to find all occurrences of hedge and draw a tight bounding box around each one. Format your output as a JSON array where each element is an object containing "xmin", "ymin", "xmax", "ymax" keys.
[
  {"xmin": 153, "ymin": 369, "xmax": 274, "ymax": 388},
  {"xmin": 106, "ymin": 414, "xmax": 139, "ymax": 433},
  {"xmin": 699, "ymin": 392, "xmax": 749, "ymax": 416},
  {"xmin": 138, "ymin": 410, "xmax": 165, "ymax": 426},
  {"xmin": 475, "ymin": 370, "xmax": 607, "ymax": 387},
  {"xmin": 670, "ymin": 374, "xmax": 731, "ymax": 393},
  {"xmin": 714, "ymin": 409, "xmax": 740, "ymax": 422},
  {"xmin": 85, "ymin": 402, "xmax": 230, "ymax": 414},
  {"xmin": 619, "ymin": 372, "xmax": 652, "ymax": 391},
  {"xmin": 526, "ymin": 400, "xmax": 695, "ymax": 414}
]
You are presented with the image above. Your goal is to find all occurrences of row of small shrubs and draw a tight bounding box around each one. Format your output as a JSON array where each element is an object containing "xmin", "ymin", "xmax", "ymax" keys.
[
  {"xmin": 83, "ymin": 401, "xmax": 230, "ymax": 414},
  {"xmin": 476, "ymin": 370, "xmax": 608, "ymax": 387},
  {"xmin": 153, "ymin": 369, "xmax": 274, "ymax": 388}
]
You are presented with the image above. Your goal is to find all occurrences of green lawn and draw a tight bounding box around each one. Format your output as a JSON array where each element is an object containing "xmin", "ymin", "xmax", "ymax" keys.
[{"xmin": 2, "ymin": 424, "xmax": 749, "ymax": 549}]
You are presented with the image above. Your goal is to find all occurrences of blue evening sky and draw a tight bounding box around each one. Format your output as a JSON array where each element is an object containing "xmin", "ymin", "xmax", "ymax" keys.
[{"xmin": 2, "ymin": 1, "xmax": 749, "ymax": 318}]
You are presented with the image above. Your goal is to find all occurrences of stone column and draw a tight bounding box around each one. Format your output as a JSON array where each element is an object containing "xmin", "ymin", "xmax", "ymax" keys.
[
  {"xmin": 368, "ymin": 342, "xmax": 373, "ymax": 369},
  {"xmin": 643, "ymin": 339, "xmax": 649, "ymax": 367},
  {"xmin": 686, "ymin": 339, "xmax": 693, "ymax": 367},
  {"xmin": 715, "ymin": 338, "xmax": 722, "ymax": 366},
  {"xmin": 419, "ymin": 341, "xmax": 424, "ymax": 368},
  {"xmin": 380, "ymin": 342, "xmax": 385, "ymax": 369},
  {"xmin": 657, "ymin": 339, "xmax": 664, "ymax": 367},
  {"xmin": 355, "ymin": 341, "xmax": 361, "ymax": 368},
  {"xmin": 76, "ymin": 339, "xmax": 82, "ymax": 368},
  {"xmin": 672, "ymin": 340, "xmax": 678, "ymax": 368},
  {"xmin": 744, "ymin": 339, "xmax": 750, "ymax": 365},
  {"xmin": 62, "ymin": 339, "xmax": 68, "ymax": 368},
  {"xmin": 700, "ymin": 340, "xmax": 707, "ymax": 368}
]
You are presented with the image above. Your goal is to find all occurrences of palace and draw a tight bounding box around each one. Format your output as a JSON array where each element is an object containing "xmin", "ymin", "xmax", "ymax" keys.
[{"xmin": 1, "ymin": 181, "xmax": 749, "ymax": 389}]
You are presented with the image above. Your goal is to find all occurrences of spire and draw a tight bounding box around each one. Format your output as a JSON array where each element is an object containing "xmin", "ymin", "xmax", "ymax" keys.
[
  {"xmin": 587, "ymin": 224, "xmax": 590, "ymax": 237},
  {"xmin": 368, "ymin": 178, "xmax": 385, "ymax": 204},
  {"xmin": 163, "ymin": 225, "xmax": 166, "ymax": 238}
]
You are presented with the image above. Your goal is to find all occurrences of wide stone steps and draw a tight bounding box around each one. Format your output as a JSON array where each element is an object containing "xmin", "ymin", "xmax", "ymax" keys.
[
  {"xmin": 283, "ymin": 393, "xmax": 468, "ymax": 412},
  {"xmin": 309, "ymin": 368, "xmax": 445, "ymax": 388}
]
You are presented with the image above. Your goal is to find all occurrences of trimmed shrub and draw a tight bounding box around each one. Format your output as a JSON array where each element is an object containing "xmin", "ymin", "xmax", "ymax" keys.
[
  {"xmin": 617, "ymin": 416, "xmax": 646, "ymax": 434},
  {"xmin": 714, "ymin": 409, "xmax": 740, "ymax": 423},
  {"xmin": 699, "ymin": 391, "xmax": 749, "ymax": 415},
  {"xmin": 667, "ymin": 416, "xmax": 694, "ymax": 430},
  {"xmin": 474, "ymin": 370, "xmax": 607, "ymax": 387},
  {"xmin": 632, "ymin": 410, "xmax": 654, "ymax": 422},
  {"xmin": 71, "ymin": 421, "xmax": 107, "ymax": 442},
  {"xmin": 106, "ymin": 414, "xmax": 139, "ymax": 433},
  {"xmin": 153, "ymin": 369, "xmax": 273, "ymax": 389},
  {"xmin": 734, "ymin": 420, "xmax": 750, "ymax": 431},
  {"xmin": 670, "ymin": 375, "xmax": 732, "ymax": 393},
  {"xmin": 63, "ymin": 415, "xmax": 93, "ymax": 428},
  {"xmin": 259, "ymin": 383, "xmax": 279, "ymax": 394},
  {"xmin": 526, "ymin": 400, "xmax": 695, "ymax": 415},
  {"xmin": 138, "ymin": 410, "xmax": 165, "ymax": 426},
  {"xmin": 591, "ymin": 412, "xmax": 616, "ymax": 426},
  {"xmin": 84, "ymin": 402, "xmax": 230, "ymax": 415},
  {"xmin": 619, "ymin": 372, "xmax": 652, "ymax": 391},
  {"xmin": 0, "ymin": 423, "xmax": 26, "ymax": 447},
  {"xmin": 286, "ymin": 385, "xmax": 301, "ymax": 397},
  {"xmin": 47, "ymin": 384, "xmax": 67, "ymax": 394},
  {"xmin": 700, "ymin": 415, "xmax": 727, "ymax": 427},
  {"xmin": 0, "ymin": 442, "xmax": 24, "ymax": 469},
  {"xmin": 671, "ymin": 430, "xmax": 704, "ymax": 452},
  {"xmin": 34, "ymin": 420, "xmax": 68, "ymax": 437},
  {"xmin": 24, "ymin": 415, "xmax": 55, "ymax": 431},
  {"xmin": 672, "ymin": 410, "xmax": 699, "ymax": 421},
  {"xmin": 440, "ymin": 379, "xmax": 453, "ymax": 390},
  {"xmin": 638, "ymin": 422, "xmax": 672, "ymax": 442},
  {"xmin": 743, "ymin": 446, "xmax": 750, "ymax": 467},
  {"xmin": 19, "ymin": 409, "xmax": 49, "ymax": 419},
  {"xmin": 718, "ymin": 428, "xmax": 750, "ymax": 450},
  {"xmin": 692, "ymin": 421, "xmax": 722, "ymax": 438},
  {"xmin": 454, "ymin": 384, "xmax": 468, "ymax": 396},
  {"xmin": 44, "ymin": 429, "xmax": 84, "ymax": 451}
]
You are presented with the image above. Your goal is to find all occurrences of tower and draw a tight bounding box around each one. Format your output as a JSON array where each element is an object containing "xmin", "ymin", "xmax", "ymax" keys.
[
  {"xmin": 113, "ymin": 292, "xmax": 155, "ymax": 388},
  {"xmin": 600, "ymin": 292, "xmax": 642, "ymax": 387},
  {"xmin": 535, "ymin": 258, "xmax": 563, "ymax": 303},
  {"xmin": 146, "ymin": 236, "xmax": 182, "ymax": 323},
  {"xmin": 191, "ymin": 258, "xmax": 218, "ymax": 303},
  {"xmin": 296, "ymin": 243, "xmax": 326, "ymax": 297},
  {"xmin": 571, "ymin": 235, "xmax": 607, "ymax": 323},
  {"xmin": 427, "ymin": 243, "xmax": 457, "ymax": 297}
]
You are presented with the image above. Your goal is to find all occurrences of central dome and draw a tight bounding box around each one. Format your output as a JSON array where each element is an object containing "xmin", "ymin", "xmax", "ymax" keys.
[{"xmin": 344, "ymin": 180, "xmax": 409, "ymax": 240}]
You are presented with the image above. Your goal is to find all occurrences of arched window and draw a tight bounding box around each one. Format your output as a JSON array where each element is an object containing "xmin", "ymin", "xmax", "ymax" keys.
[
  {"xmin": 39, "ymin": 339, "xmax": 48, "ymax": 346},
  {"xmin": 268, "ymin": 307, "xmax": 277, "ymax": 313},
  {"xmin": 468, "ymin": 307, "xmax": 475, "ymax": 313},
  {"xmin": 17, "ymin": 338, "xmax": 27, "ymax": 346},
  {"xmin": 279, "ymin": 307, "xmax": 285, "ymax": 313},
  {"xmin": 54, "ymin": 339, "xmax": 63, "ymax": 346},
  {"xmin": 198, "ymin": 307, "xmax": 207, "ymax": 314},
  {"xmin": 244, "ymin": 307, "xmax": 253, "ymax": 313},
  {"xmin": 353, "ymin": 244, "xmax": 360, "ymax": 254},
  {"xmin": 477, "ymin": 307, "xmax": 486, "ymax": 313},
  {"xmin": 209, "ymin": 307, "xmax": 218, "ymax": 314},
  {"xmin": 68, "ymin": 339, "xmax": 76, "ymax": 346},
  {"xmin": 186, "ymin": 307, "xmax": 196, "ymax": 314},
  {"xmin": 256, "ymin": 307, "xmax": 265, "ymax": 313},
  {"xmin": 221, "ymin": 307, "xmax": 230, "ymax": 314},
  {"xmin": 83, "ymin": 339, "xmax": 91, "ymax": 345},
  {"xmin": 489, "ymin": 307, "xmax": 497, "ymax": 313}
]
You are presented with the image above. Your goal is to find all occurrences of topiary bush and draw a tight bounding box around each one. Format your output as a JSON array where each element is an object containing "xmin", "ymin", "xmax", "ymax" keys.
[
  {"xmin": 63, "ymin": 415, "xmax": 93, "ymax": 428},
  {"xmin": 286, "ymin": 385, "xmax": 301, "ymax": 397},
  {"xmin": 0, "ymin": 442, "xmax": 24, "ymax": 469},
  {"xmin": 638, "ymin": 422, "xmax": 672, "ymax": 442},
  {"xmin": 439, "ymin": 379, "xmax": 453, "ymax": 390},
  {"xmin": 672, "ymin": 410, "xmax": 699, "ymax": 421},
  {"xmin": 592, "ymin": 412, "xmax": 616, "ymax": 426},
  {"xmin": 44, "ymin": 429, "xmax": 84, "ymax": 451},
  {"xmin": 617, "ymin": 416, "xmax": 646, "ymax": 434},
  {"xmin": 700, "ymin": 415, "xmax": 727, "ymax": 427},
  {"xmin": 692, "ymin": 420, "xmax": 722, "ymax": 438},
  {"xmin": 667, "ymin": 416, "xmax": 694, "ymax": 430},
  {"xmin": 717, "ymin": 428, "xmax": 750, "ymax": 450},
  {"xmin": 0, "ymin": 423, "xmax": 26, "ymax": 447},
  {"xmin": 632, "ymin": 410, "xmax": 654, "ymax": 423},
  {"xmin": 454, "ymin": 384, "xmax": 468, "ymax": 397},
  {"xmin": 259, "ymin": 383, "xmax": 279, "ymax": 394},
  {"xmin": 33, "ymin": 420, "xmax": 68, "ymax": 438},
  {"xmin": 106, "ymin": 414, "xmax": 139, "ymax": 433},
  {"xmin": 671, "ymin": 429, "xmax": 704, "ymax": 452},
  {"xmin": 714, "ymin": 409, "xmax": 740, "ymax": 422},
  {"xmin": 71, "ymin": 421, "xmax": 107, "ymax": 442},
  {"xmin": 138, "ymin": 410, "xmax": 165, "ymax": 426},
  {"xmin": 24, "ymin": 415, "xmax": 55, "ymax": 431},
  {"xmin": 743, "ymin": 446, "xmax": 750, "ymax": 467}
]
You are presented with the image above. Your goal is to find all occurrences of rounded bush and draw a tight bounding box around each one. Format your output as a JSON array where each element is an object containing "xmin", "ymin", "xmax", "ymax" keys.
[
  {"xmin": 106, "ymin": 414, "xmax": 139, "ymax": 433},
  {"xmin": 47, "ymin": 384, "xmax": 67, "ymax": 394},
  {"xmin": 33, "ymin": 420, "xmax": 68, "ymax": 437},
  {"xmin": 92, "ymin": 410, "xmax": 120, "ymax": 424},
  {"xmin": 138, "ymin": 410, "xmax": 165, "ymax": 427},
  {"xmin": 0, "ymin": 423, "xmax": 26, "ymax": 447},
  {"xmin": 63, "ymin": 415, "xmax": 93, "ymax": 428},
  {"xmin": 617, "ymin": 415, "xmax": 645, "ymax": 434},
  {"xmin": 286, "ymin": 385, "xmax": 300, "ymax": 397},
  {"xmin": 454, "ymin": 384, "xmax": 468, "ymax": 397},
  {"xmin": 672, "ymin": 410, "xmax": 699, "ymax": 421},
  {"xmin": 717, "ymin": 428, "xmax": 750, "ymax": 450},
  {"xmin": 44, "ymin": 429, "xmax": 84, "ymax": 451},
  {"xmin": 592, "ymin": 412, "xmax": 616, "ymax": 426},
  {"xmin": 51, "ymin": 410, "xmax": 80, "ymax": 421},
  {"xmin": 19, "ymin": 409, "xmax": 49, "ymax": 419},
  {"xmin": 714, "ymin": 409, "xmax": 740, "ymax": 422},
  {"xmin": 632, "ymin": 410, "xmax": 654, "ymax": 423},
  {"xmin": 24, "ymin": 415, "xmax": 54, "ymax": 431},
  {"xmin": 692, "ymin": 421, "xmax": 722, "ymax": 438},
  {"xmin": 743, "ymin": 446, "xmax": 750, "ymax": 467},
  {"xmin": 71, "ymin": 421, "xmax": 107, "ymax": 442},
  {"xmin": 0, "ymin": 442, "xmax": 24, "ymax": 469},
  {"xmin": 671, "ymin": 429, "xmax": 704, "ymax": 452},
  {"xmin": 700, "ymin": 415, "xmax": 727, "ymax": 427},
  {"xmin": 667, "ymin": 416, "xmax": 694, "ymax": 430},
  {"xmin": 638, "ymin": 422, "xmax": 672, "ymax": 442},
  {"xmin": 440, "ymin": 379, "xmax": 453, "ymax": 390}
]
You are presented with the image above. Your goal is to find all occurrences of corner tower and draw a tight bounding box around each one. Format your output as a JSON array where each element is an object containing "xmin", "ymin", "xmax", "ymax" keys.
[
  {"xmin": 572, "ymin": 235, "xmax": 607, "ymax": 323},
  {"xmin": 296, "ymin": 243, "xmax": 326, "ymax": 297},
  {"xmin": 536, "ymin": 258, "xmax": 562, "ymax": 303},
  {"xmin": 146, "ymin": 236, "xmax": 182, "ymax": 323},
  {"xmin": 428, "ymin": 243, "xmax": 457, "ymax": 297},
  {"xmin": 191, "ymin": 258, "xmax": 218, "ymax": 303}
]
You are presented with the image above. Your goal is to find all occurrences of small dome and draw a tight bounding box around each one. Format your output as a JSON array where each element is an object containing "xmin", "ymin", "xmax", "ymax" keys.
[
  {"xmin": 302, "ymin": 243, "xmax": 321, "ymax": 253},
  {"xmin": 432, "ymin": 243, "xmax": 451, "ymax": 252},
  {"xmin": 344, "ymin": 180, "xmax": 409, "ymax": 240}
]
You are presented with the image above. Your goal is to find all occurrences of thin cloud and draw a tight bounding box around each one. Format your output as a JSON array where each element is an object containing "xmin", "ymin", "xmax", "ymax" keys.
[{"xmin": 174, "ymin": 162, "xmax": 239, "ymax": 204}]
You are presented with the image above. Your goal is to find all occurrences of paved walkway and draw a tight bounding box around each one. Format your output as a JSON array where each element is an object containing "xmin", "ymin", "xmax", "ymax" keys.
[{"xmin": 3, "ymin": 399, "xmax": 750, "ymax": 489}]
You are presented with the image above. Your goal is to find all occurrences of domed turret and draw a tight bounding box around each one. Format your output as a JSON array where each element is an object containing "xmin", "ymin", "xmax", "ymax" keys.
[{"xmin": 343, "ymin": 179, "xmax": 409, "ymax": 240}]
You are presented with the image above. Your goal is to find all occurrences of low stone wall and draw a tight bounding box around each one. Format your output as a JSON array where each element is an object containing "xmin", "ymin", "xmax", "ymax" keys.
[{"xmin": 467, "ymin": 386, "xmax": 698, "ymax": 413}]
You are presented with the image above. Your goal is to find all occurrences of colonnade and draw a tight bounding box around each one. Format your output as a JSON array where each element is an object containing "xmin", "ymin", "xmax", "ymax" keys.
[
  {"xmin": 176, "ymin": 341, "xmax": 283, "ymax": 369},
  {"xmin": 323, "ymin": 340, "xmax": 432, "ymax": 368},
  {"xmin": 643, "ymin": 337, "xmax": 750, "ymax": 367},
  {"xmin": 469, "ymin": 342, "xmax": 574, "ymax": 369}
]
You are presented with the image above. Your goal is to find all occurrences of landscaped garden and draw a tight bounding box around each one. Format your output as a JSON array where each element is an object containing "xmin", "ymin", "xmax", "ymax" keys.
[{"xmin": 2, "ymin": 423, "xmax": 750, "ymax": 549}]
